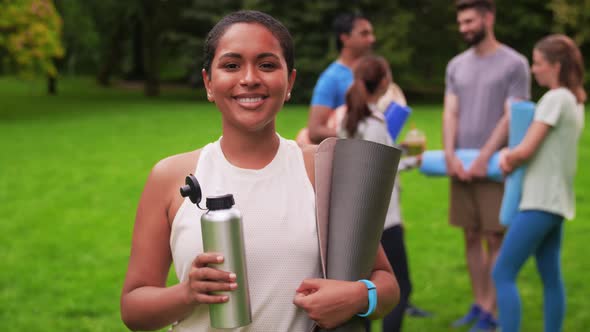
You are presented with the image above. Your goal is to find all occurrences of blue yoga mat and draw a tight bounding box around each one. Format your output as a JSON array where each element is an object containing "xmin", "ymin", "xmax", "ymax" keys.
[
  {"xmin": 499, "ymin": 101, "xmax": 536, "ymax": 226},
  {"xmin": 384, "ymin": 102, "xmax": 411, "ymax": 142},
  {"xmin": 420, "ymin": 149, "xmax": 503, "ymax": 182}
]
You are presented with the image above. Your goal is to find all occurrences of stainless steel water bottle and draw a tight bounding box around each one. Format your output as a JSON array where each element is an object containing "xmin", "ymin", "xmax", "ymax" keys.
[
  {"xmin": 179, "ymin": 174, "xmax": 251, "ymax": 329},
  {"xmin": 201, "ymin": 194, "xmax": 252, "ymax": 328}
]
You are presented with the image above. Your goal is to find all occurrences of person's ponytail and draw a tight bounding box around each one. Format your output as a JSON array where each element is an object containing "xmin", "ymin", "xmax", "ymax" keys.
[
  {"xmin": 568, "ymin": 44, "xmax": 586, "ymax": 103},
  {"xmin": 344, "ymin": 55, "xmax": 390, "ymax": 137},
  {"xmin": 345, "ymin": 79, "xmax": 372, "ymax": 137}
]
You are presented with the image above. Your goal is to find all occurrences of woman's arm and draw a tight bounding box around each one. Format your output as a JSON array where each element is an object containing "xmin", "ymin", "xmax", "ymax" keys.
[
  {"xmin": 120, "ymin": 156, "xmax": 195, "ymax": 331},
  {"xmin": 367, "ymin": 244, "xmax": 399, "ymax": 318},
  {"xmin": 121, "ymin": 151, "xmax": 237, "ymax": 331},
  {"xmin": 500, "ymin": 121, "xmax": 551, "ymax": 173}
]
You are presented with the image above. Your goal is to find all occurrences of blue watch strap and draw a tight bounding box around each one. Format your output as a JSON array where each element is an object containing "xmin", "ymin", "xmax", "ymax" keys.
[{"xmin": 357, "ymin": 279, "xmax": 377, "ymax": 317}]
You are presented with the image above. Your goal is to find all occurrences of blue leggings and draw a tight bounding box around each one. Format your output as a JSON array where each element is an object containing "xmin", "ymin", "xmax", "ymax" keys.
[{"xmin": 492, "ymin": 210, "xmax": 565, "ymax": 332}]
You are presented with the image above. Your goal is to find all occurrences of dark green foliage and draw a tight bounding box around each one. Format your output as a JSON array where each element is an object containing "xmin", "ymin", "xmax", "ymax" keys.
[{"xmin": 52, "ymin": 1, "xmax": 589, "ymax": 101}]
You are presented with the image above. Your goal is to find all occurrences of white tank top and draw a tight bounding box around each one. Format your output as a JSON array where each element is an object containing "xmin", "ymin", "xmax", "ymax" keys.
[{"xmin": 170, "ymin": 135, "xmax": 321, "ymax": 332}]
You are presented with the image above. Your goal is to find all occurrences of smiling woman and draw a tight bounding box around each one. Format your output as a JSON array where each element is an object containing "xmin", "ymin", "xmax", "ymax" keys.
[
  {"xmin": 120, "ymin": 10, "xmax": 398, "ymax": 332},
  {"xmin": 202, "ymin": 23, "xmax": 296, "ymax": 142}
]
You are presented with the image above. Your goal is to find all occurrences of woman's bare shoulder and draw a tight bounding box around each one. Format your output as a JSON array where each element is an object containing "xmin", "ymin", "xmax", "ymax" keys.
[
  {"xmin": 151, "ymin": 149, "xmax": 202, "ymax": 180},
  {"xmin": 142, "ymin": 149, "xmax": 203, "ymax": 223}
]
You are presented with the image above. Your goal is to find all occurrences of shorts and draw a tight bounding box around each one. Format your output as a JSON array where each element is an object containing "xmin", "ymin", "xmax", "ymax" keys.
[{"xmin": 449, "ymin": 178, "xmax": 505, "ymax": 233}]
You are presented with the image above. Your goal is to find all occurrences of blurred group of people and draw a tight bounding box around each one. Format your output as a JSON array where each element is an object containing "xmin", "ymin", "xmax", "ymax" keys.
[
  {"xmin": 121, "ymin": 0, "xmax": 585, "ymax": 331},
  {"xmin": 298, "ymin": 0, "xmax": 584, "ymax": 331}
]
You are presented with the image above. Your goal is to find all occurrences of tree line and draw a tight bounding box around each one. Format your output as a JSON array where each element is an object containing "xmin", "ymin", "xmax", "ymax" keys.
[{"xmin": 1, "ymin": 0, "xmax": 589, "ymax": 102}]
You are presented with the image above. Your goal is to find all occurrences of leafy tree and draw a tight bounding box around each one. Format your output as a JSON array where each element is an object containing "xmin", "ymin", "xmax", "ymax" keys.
[
  {"xmin": 117, "ymin": 0, "xmax": 198, "ymax": 96},
  {"xmin": 549, "ymin": 0, "xmax": 590, "ymax": 87},
  {"xmin": 375, "ymin": 0, "xmax": 454, "ymax": 101},
  {"xmin": 54, "ymin": 0, "xmax": 100, "ymax": 75},
  {"xmin": 256, "ymin": 0, "xmax": 344, "ymax": 103},
  {"xmin": 549, "ymin": 0, "xmax": 590, "ymax": 45},
  {"xmin": 0, "ymin": 0, "xmax": 64, "ymax": 92},
  {"xmin": 84, "ymin": 1, "xmax": 138, "ymax": 87},
  {"xmin": 161, "ymin": 0, "xmax": 240, "ymax": 89}
]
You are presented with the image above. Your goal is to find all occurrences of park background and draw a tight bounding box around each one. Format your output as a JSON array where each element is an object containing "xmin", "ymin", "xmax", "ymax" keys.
[{"xmin": 1, "ymin": 0, "xmax": 589, "ymax": 331}]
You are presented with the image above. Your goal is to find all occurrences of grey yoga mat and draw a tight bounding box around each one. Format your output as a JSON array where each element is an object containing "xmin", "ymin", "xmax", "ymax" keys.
[{"xmin": 315, "ymin": 138, "xmax": 401, "ymax": 332}]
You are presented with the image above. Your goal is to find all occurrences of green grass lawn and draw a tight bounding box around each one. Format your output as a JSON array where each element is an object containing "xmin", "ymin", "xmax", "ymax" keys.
[{"xmin": 1, "ymin": 77, "xmax": 588, "ymax": 331}]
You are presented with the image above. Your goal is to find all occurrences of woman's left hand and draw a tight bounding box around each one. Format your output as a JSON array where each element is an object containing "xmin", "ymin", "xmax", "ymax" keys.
[
  {"xmin": 499, "ymin": 147, "xmax": 514, "ymax": 175},
  {"xmin": 293, "ymin": 278, "xmax": 367, "ymax": 329}
]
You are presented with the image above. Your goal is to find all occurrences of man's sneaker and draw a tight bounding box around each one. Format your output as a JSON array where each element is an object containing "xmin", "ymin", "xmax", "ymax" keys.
[
  {"xmin": 451, "ymin": 304, "xmax": 482, "ymax": 328},
  {"xmin": 468, "ymin": 311, "xmax": 498, "ymax": 332},
  {"xmin": 405, "ymin": 302, "xmax": 434, "ymax": 318}
]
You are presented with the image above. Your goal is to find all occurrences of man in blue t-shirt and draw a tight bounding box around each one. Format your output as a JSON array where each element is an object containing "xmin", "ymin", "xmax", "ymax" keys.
[{"xmin": 301, "ymin": 13, "xmax": 375, "ymax": 144}]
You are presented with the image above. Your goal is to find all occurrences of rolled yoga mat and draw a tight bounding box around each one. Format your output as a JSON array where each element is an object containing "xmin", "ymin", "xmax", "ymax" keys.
[
  {"xmin": 500, "ymin": 101, "xmax": 536, "ymax": 226},
  {"xmin": 316, "ymin": 138, "xmax": 401, "ymax": 332},
  {"xmin": 419, "ymin": 149, "xmax": 503, "ymax": 182}
]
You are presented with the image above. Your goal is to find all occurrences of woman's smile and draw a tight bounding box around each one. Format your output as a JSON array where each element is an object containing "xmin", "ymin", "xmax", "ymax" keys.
[{"xmin": 233, "ymin": 93, "xmax": 268, "ymax": 109}]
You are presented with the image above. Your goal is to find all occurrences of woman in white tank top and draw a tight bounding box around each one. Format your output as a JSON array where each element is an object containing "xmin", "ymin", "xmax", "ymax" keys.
[{"xmin": 120, "ymin": 11, "xmax": 399, "ymax": 332}]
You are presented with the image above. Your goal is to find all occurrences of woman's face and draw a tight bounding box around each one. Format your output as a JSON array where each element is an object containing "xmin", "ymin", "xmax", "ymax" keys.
[
  {"xmin": 531, "ymin": 49, "xmax": 560, "ymax": 88},
  {"xmin": 203, "ymin": 23, "xmax": 296, "ymax": 133}
]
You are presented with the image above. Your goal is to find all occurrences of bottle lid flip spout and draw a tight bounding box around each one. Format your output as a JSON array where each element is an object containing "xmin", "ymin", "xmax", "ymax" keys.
[{"xmin": 179, "ymin": 174, "xmax": 205, "ymax": 209}]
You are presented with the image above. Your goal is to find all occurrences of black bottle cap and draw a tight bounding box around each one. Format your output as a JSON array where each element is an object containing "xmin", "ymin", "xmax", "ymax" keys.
[
  {"xmin": 206, "ymin": 194, "xmax": 235, "ymax": 210},
  {"xmin": 179, "ymin": 174, "xmax": 203, "ymax": 209}
]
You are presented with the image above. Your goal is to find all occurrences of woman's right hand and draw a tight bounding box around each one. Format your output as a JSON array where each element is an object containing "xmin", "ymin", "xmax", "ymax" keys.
[
  {"xmin": 446, "ymin": 153, "xmax": 470, "ymax": 181},
  {"xmin": 293, "ymin": 279, "xmax": 367, "ymax": 329},
  {"xmin": 185, "ymin": 253, "xmax": 237, "ymax": 305}
]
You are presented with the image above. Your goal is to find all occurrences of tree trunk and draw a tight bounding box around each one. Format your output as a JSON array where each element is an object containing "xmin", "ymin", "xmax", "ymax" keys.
[
  {"xmin": 97, "ymin": 22, "xmax": 126, "ymax": 86},
  {"xmin": 127, "ymin": 18, "xmax": 145, "ymax": 81},
  {"xmin": 48, "ymin": 76, "xmax": 57, "ymax": 95},
  {"xmin": 142, "ymin": 2, "xmax": 160, "ymax": 97}
]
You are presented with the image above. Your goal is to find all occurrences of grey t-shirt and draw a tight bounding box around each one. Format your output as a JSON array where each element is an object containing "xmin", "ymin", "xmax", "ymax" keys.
[{"xmin": 446, "ymin": 45, "xmax": 531, "ymax": 149}]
